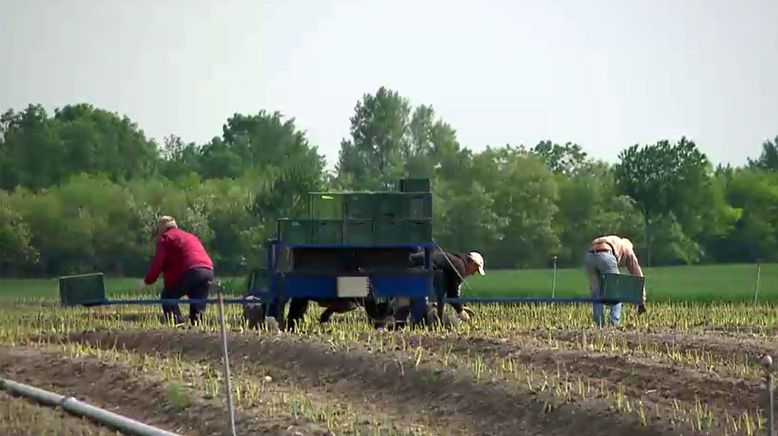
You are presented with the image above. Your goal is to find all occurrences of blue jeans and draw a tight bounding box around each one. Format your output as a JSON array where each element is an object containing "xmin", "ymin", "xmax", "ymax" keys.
[{"xmin": 585, "ymin": 251, "xmax": 621, "ymax": 326}]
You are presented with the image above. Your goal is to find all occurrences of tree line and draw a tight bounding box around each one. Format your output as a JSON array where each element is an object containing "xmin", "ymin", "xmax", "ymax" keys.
[{"xmin": 1, "ymin": 87, "xmax": 776, "ymax": 277}]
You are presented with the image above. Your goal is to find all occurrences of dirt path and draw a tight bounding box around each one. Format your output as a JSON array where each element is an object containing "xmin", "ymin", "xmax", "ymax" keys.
[
  {"xmin": 0, "ymin": 391, "xmax": 121, "ymax": 436},
  {"xmin": 64, "ymin": 328, "xmax": 685, "ymax": 436},
  {"xmin": 0, "ymin": 345, "xmax": 331, "ymax": 436}
]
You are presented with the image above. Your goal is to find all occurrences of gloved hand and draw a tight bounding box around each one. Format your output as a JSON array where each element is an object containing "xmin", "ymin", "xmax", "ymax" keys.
[
  {"xmin": 637, "ymin": 304, "xmax": 647, "ymax": 315},
  {"xmin": 456, "ymin": 309, "xmax": 471, "ymax": 322}
]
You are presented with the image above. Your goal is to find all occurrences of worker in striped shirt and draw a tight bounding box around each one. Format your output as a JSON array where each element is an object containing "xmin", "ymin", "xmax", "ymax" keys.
[{"xmin": 585, "ymin": 235, "xmax": 646, "ymax": 326}]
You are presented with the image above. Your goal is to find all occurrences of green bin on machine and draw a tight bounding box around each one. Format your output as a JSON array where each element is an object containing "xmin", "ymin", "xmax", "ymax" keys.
[{"xmin": 248, "ymin": 178, "xmax": 438, "ymax": 328}]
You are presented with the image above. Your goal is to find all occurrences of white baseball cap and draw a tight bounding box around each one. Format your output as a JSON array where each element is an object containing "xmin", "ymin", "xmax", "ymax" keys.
[{"xmin": 468, "ymin": 252, "xmax": 485, "ymax": 276}]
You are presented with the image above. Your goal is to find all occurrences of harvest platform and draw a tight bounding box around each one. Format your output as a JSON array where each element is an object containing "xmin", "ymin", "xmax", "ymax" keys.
[{"xmin": 245, "ymin": 178, "xmax": 439, "ymax": 328}]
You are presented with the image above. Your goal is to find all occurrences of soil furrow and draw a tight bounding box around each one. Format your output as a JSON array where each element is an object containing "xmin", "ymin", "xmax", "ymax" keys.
[
  {"xmin": 0, "ymin": 345, "xmax": 331, "ymax": 436},
  {"xmin": 65, "ymin": 328, "xmax": 685, "ymax": 436},
  {"xmin": 402, "ymin": 334, "xmax": 765, "ymax": 416},
  {"xmin": 523, "ymin": 328, "xmax": 777, "ymax": 367}
]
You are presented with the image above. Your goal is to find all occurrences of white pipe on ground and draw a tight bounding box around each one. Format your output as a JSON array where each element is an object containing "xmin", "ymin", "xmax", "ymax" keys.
[{"xmin": 0, "ymin": 377, "xmax": 182, "ymax": 436}]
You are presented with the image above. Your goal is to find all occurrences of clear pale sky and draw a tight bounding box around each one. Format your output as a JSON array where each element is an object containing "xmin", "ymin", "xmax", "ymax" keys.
[{"xmin": 1, "ymin": 0, "xmax": 776, "ymax": 169}]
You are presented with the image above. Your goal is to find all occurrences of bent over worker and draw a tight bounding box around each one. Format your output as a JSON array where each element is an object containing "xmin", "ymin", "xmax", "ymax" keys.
[
  {"xmin": 409, "ymin": 250, "xmax": 485, "ymax": 322},
  {"xmin": 143, "ymin": 216, "xmax": 215, "ymax": 326},
  {"xmin": 585, "ymin": 235, "xmax": 646, "ymax": 326}
]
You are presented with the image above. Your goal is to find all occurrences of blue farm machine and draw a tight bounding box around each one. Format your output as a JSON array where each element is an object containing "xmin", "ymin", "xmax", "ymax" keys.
[{"xmin": 241, "ymin": 178, "xmax": 443, "ymax": 330}]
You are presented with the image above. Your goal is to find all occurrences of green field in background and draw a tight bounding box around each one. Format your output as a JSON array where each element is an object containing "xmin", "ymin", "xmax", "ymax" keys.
[
  {"xmin": 467, "ymin": 263, "xmax": 777, "ymax": 303},
  {"xmin": 1, "ymin": 263, "xmax": 776, "ymax": 303}
]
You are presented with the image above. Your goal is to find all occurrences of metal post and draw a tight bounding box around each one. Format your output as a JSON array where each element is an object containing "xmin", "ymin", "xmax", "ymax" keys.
[
  {"xmin": 753, "ymin": 263, "xmax": 762, "ymax": 306},
  {"xmin": 429, "ymin": 246, "xmax": 443, "ymax": 322},
  {"xmin": 768, "ymin": 372, "xmax": 774, "ymax": 436},
  {"xmin": 217, "ymin": 292, "xmax": 237, "ymax": 436},
  {"xmin": 551, "ymin": 256, "xmax": 558, "ymax": 299}
]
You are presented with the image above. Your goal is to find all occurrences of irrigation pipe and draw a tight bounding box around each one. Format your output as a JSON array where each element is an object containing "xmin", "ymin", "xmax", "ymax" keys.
[{"xmin": 0, "ymin": 377, "xmax": 181, "ymax": 436}]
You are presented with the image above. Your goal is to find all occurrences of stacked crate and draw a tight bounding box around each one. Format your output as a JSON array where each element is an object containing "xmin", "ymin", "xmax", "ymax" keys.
[{"xmin": 277, "ymin": 178, "xmax": 432, "ymax": 245}]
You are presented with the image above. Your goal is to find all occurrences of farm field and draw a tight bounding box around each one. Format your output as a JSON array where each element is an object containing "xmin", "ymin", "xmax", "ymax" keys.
[
  {"xmin": 1, "ymin": 291, "xmax": 776, "ymax": 435},
  {"xmin": 2, "ymin": 262, "xmax": 776, "ymax": 302}
]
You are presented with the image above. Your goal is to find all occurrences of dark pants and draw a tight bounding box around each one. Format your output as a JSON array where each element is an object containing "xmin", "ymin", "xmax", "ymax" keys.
[
  {"xmin": 434, "ymin": 270, "xmax": 463, "ymax": 312},
  {"xmin": 161, "ymin": 268, "xmax": 213, "ymax": 325}
]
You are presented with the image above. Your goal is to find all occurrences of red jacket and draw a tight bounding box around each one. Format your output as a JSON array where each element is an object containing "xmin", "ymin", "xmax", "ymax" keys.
[{"xmin": 144, "ymin": 227, "xmax": 213, "ymax": 289}]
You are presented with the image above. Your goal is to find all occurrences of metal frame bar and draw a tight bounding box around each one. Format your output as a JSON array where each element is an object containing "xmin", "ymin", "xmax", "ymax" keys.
[
  {"xmin": 446, "ymin": 297, "xmax": 642, "ymax": 305},
  {"xmin": 66, "ymin": 295, "xmax": 641, "ymax": 307}
]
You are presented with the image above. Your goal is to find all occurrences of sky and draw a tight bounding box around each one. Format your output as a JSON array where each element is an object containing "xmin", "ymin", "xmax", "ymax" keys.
[{"xmin": 1, "ymin": 0, "xmax": 776, "ymax": 170}]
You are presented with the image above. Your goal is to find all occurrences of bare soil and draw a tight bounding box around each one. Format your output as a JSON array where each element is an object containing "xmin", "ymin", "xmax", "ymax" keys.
[
  {"xmin": 62, "ymin": 328, "xmax": 682, "ymax": 436},
  {"xmin": 0, "ymin": 345, "xmax": 331, "ymax": 436},
  {"xmin": 401, "ymin": 332, "xmax": 766, "ymax": 415}
]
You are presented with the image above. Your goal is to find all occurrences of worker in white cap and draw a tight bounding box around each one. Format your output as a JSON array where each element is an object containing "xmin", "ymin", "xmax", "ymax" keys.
[
  {"xmin": 400, "ymin": 249, "xmax": 484, "ymax": 325},
  {"xmin": 406, "ymin": 250, "xmax": 483, "ymax": 322}
]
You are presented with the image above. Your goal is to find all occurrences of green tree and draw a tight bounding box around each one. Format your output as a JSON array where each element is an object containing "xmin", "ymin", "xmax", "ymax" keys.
[
  {"xmin": 0, "ymin": 105, "xmax": 63, "ymax": 190},
  {"xmin": 433, "ymin": 179, "xmax": 506, "ymax": 253},
  {"xmin": 403, "ymin": 105, "xmax": 436, "ymax": 177},
  {"xmin": 0, "ymin": 104, "xmax": 160, "ymax": 190},
  {"xmin": 337, "ymin": 87, "xmax": 410, "ymax": 189},
  {"xmin": 614, "ymin": 137, "xmax": 718, "ymax": 265},
  {"xmin": 160, "ymin": 134, "xmax": 201, "ymax": 180},
  {"xmin": 721, "ymin": 169, "xmax": 778, "ymax": 261},
  {"xmin": 198, "ymin": 110, "xmax": 325, "ymax": 182},
  {"xmin": 0, "ymin": 191, "xmax": 39, "ymax": 275},
  {"xmin": 429, "ymin": 123, "xmax": 471, "ymax": 183},
  {"xmin": 468, "ymin": 147, "xmax": 559, "ymax": 267},
  {"xmin": 54, "ymin": 103, "xmax": 160, "ymax": 181},
  {"xmin": 748, "ymin": 135, "xmax": 778, "ymax": 171},
  {"xmin": 532, "ymin": 140, "xmax": 588, "ymax": 175},
  {"xmin": 553, "ymin": 162, "xmax": 643, "ymax": 265},
  {"xmin": 198, "ymin": 137, "xmax": 245, "ymax": 179}
]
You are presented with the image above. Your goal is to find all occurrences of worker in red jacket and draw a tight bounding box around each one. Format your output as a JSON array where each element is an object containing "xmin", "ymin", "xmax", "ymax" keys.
[{"xmin": 142, "ymin": 216, "xmax": 214, "ymax": 325}]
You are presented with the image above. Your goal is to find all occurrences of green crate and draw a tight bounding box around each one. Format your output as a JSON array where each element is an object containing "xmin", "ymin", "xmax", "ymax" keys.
[
  {"xmin": 373, "ymin": 193, "xmax": 406, "ymax": 221},
  {"xmin": 374, "ymin": 219, "xmax": 432, "ymax": 244},
  {"xmin": 405, "ymin": 193, "xmax": 432, "ymax": 219},
  {"xmin": 344, "ymin": 219, "xmax": 374, "ymax": 245},
  {"xmin": 278, "ymin": 219, "xmax": 313, "ymax": 244},
  {"xmin": 399, "ymin": 178, "xmax": 430, "ymax": 192},
  {"xmin": 59, "ymin": 273, "xmax": 107, "ymax": 306},
  {"xmin": 406, "ymin": 219, "xmax": 432, "ymax": 243},
  {"xmin": 600, "ymin": 273, "xmax": 644, "ymax": 303},
  {"xmin": 373, "ymin": 220, "xmax": 398, "ymax": 244},
  {"xmin": 308, "ymin": 193, "xmax": 343, "ymax": 219},
  {"xmin": 246, "ymin": 268, "xmax": 269, "ymax": 293},
  {"xmin": 343, "ymin": 193, "xmax": 375, "ymax": 220},
  {"xmin": 312, "ymin": 220, "xmax": 344, "ymax": 244}
]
